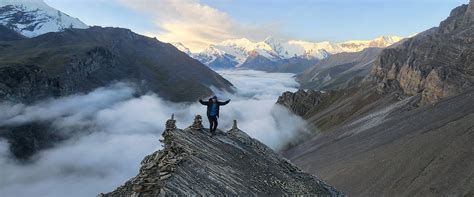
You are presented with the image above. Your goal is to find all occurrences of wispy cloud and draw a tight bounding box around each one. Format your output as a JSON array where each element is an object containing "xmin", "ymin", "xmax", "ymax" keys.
[
  {"xmin": 0, "ymin": 70, "xmax": 310, "ymax": 196},
  {"xmin": 117, "ymin": 0, "xmax": 282, "ymax": 52}
]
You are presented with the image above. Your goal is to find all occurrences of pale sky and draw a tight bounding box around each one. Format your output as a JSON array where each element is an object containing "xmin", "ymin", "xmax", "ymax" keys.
[{"xmin": 44, "ymin": 0, "xmax": 469, "ymax": 52}]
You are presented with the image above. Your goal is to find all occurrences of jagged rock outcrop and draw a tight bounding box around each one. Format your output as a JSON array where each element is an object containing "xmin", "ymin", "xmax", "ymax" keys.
[
  {"xmin": 103, "ymin": 116, "xmax": 344, "ymax": 196},
  {"xmin": 276, "ymin": 87, "xmax": 397, "ymax": 131},
  {"xmin": 276, "ymin": 89, "xmax": 324, "ymax": 118},
  {"xmin": 371, "ymin": 2, "xmax": 474, "ymax": 105}
]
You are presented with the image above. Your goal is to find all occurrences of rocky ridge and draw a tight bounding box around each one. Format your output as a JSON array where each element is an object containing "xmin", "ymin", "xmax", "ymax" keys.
[
  {"xmin": 371, "ymin": 1, "xmax": 474, "ymax": 105},
  {"xmin": 0, "ymin": 26, "xmax": 233, "ymax": 103},
  {"xmin": 277, "ymin": 89, "xmax": 324, "ymax": 118},
  {"xmin": 103, "ymin": 115, "xmax": 344, "ymax": 196}
]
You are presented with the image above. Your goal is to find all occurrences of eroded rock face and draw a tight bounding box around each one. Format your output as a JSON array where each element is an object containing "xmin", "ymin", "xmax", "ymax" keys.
[
  {"xmin": 103, "ymin": 116, "xmax": 343, "ymax": 196},
  {"xmin": 371, "ymin": 3, "xmax": 474, "ymax": 105},
  {"xmin": 277, "ymin": 89, "xmax": 323, "ymax": 117},
  {"xmin": 0, "ymin": 65, "xmax": 60, "ymax": 103}
]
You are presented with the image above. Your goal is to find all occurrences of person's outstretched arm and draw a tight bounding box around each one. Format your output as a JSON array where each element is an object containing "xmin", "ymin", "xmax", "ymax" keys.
[
  {"xmin": 218, "ymin": 99, "xmax": 231, "ymax": 106},
  {"xmin": 199, "ymin": 99, "xmax": 209, "ymax": 105}
]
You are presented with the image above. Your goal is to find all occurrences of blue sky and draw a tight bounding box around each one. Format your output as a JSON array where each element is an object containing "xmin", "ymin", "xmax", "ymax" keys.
[{"xmin": 45, "ymin": 0, "xmax": 468, "ymax": 51}]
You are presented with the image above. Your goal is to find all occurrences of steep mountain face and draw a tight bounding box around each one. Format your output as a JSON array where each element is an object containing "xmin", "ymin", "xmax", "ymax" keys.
[
  {"xmin": 103, "ymin": 116, "xmax": 343, "ymax": 196},
  {"xmin": 371, "ymin": 2, "xmax": 474, "ymax": 105},
  {"xmin": 174, "ymin": 36, "xmax": 402, "ymax": 73},
  {"xmin": 298, "ymin": 47, "xmax": 384, "ymax": 90},
  {"xmin": 0, "ymin": 26, "xmax": 233, "ymax": 103},
  {"xmin": 279, "ymin": 2, "xmax": 474, "ymax": 196},
  {"xmin": 0, "ymin": 24, "xmax": 25, "ymax": 41},
  {"xmin": 0, "ymin": 0, "xmax": 88, "ymax": 37},
  {"xmin": 283, "ymin": 89, "xmax": 474, "ymax": 196}
]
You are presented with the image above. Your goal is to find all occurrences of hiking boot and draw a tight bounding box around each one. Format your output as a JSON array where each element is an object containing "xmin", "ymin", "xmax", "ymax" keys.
[{"xmin": 210, "ymin": 130, "xmax": 216, "ymax": 137}]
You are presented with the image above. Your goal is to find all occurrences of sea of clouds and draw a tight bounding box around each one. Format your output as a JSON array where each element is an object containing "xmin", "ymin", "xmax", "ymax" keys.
[{"xmin": 0, "ymin": 70, "xmax": 309, "ymax": 197}]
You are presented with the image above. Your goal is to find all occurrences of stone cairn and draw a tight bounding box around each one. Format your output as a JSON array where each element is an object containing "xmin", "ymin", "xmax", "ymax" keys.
[
  {"xmin": 123, "ymin": 114, "xmax": 187, "ymax": 196},
  {"xmin": 232, "ymin": 120, "xmax": 238, "ymax": 130},
  {"xmin": 165, "ymin": 114, "xmax": 176, "ymax": 131},
  {"xmin": 228, "ymin": 120, "xmax": 239, "ymax": 136},
  {"xmin": 188, "ymin": 115, "xmax": 204, "ymax": 131}
]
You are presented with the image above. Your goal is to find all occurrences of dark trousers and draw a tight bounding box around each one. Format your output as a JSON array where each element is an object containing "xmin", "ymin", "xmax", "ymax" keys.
[{"xmin": 208, "ymin": 115, "xmax": 218, "ymax": 133}]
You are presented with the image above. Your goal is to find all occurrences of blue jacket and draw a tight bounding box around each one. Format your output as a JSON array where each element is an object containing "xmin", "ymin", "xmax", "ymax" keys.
[{"xmin": 199, "ymin": 98, "xmax": 230, "ymax": 117}]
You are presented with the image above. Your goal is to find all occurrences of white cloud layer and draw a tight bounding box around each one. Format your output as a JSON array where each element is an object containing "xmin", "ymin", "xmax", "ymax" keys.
[
  {"xmin": 0, "ymin": 70, "xmax": 308, "ymax": 197},
  {"xmin": 117, "ymin": 0, "xmax": 282, "ymax": 52}
]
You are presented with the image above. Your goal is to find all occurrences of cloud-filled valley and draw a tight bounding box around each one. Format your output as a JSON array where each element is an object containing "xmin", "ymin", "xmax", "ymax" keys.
[{"xmin": 0, "ymin": 70, "xmax": 309, "ymax": 197}]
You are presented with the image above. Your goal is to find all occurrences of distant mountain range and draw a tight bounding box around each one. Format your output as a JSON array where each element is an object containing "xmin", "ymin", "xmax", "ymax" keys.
[
  {"xmin": 0, "ymin": 0, "xmax": 403, "ymax": 74},
  {"xmin": 0, "ymin": 0, "xmax": 88, "ymax": 37},
  {"xmin": 297, "ymin": 47, "xmax": 385, "ymax": 90},
  {"xmin": 173, "ymin": 36, "xmax": 403, "ymax": 72}
]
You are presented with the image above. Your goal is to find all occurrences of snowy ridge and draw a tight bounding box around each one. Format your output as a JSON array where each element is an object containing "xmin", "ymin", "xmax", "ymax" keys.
[
  {"xmin": 173, "ymin": 35, "xmax": 402, "ymax": 69},
  {"xmin": 171, "ymin": 42, "xmax": 192, "ymax": 56},
  {"xmin": 0, "ymin": 0, "xmax": 88, "ymax": 37}
]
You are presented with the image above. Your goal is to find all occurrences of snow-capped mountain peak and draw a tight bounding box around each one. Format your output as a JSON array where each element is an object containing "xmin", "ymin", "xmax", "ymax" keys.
[
  {"xmin": 174, "ymin": 35, "xmax": 403, "ymax": 70},
  {"xmin": 0, "ymin": 0, "xmax": 88, "ymax": 37},
  {"xmin": 340, "ymin": 36, "xmax": 403, "ymax": 52},
  {"xmin": 171, "ymin": 42, "xmax": 192, "ymax": 56}
]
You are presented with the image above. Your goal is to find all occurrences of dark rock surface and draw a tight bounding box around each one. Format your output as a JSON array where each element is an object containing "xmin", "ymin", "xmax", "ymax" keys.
[
  {"xmin": 276, "ymin": 89, "xmax": 324, "ymax": 118},
  {"xmin": 0, "ymin": 25, "xmax": 25, "ymax": 41},
  {"xmin": 0, "ymin": 26, "xmax": 233, "ymax": 103},
  {"xmin": 0, "ymin": 122, "xmax": 65, "ymax": 160},
  {"xmin": 103, "ymin": 116, "xmax": 344, "ymax": 196},
  {"xmin": 371, "ymin": 2, "xmax": 474, "ymax": 105}
]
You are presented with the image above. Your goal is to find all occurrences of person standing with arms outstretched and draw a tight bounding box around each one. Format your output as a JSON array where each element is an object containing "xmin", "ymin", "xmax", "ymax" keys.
[{"xmin": 199, "ymin": 96, "xmax": 230, "ymax": 136}]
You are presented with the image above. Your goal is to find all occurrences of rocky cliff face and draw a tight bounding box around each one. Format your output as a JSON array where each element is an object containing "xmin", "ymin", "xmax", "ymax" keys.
[
  {"xmin": 102, "ymin": 116, "xmax": 343, "ymax": 196},
  {"xmin": 371, "ymin": 2, "xmax": 474, "ymax": 105},
  {"xmin": 277, "ymin": 89, "xmax": 324, "ymax": 118},
  {"xmin": 276, "ymin": 87, "xmax": 395, "ymax": 132}
]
